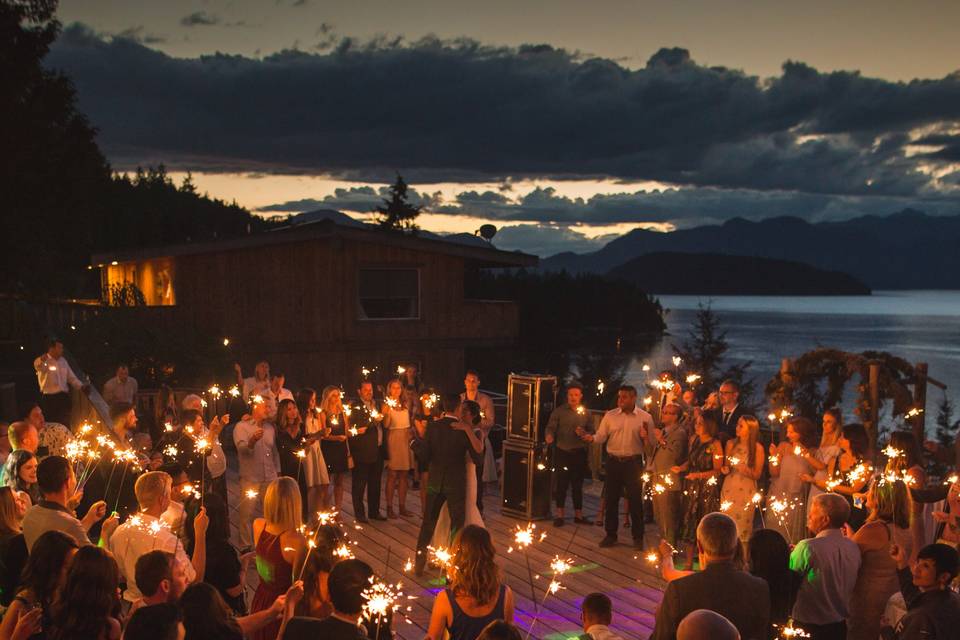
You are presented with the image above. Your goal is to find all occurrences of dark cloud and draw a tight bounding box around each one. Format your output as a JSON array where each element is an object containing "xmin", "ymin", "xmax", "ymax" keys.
[
  {"xmin": 46, "ymin": 25, "xmax": 960, "ymax": 199},
  {"xmin": 179, "ymin": 11, "xmax": 219, "ymax": 27},
  {"xmin": 114, "ymin": 26, "xmax": 166, "ymax": 45},
  {"xmin": 256, "ymin": 186, "xmax": 440, "ymax": 213},
  {"xmin": 491, "ymin": 224, "xmax": 615, "ymax": 256}
]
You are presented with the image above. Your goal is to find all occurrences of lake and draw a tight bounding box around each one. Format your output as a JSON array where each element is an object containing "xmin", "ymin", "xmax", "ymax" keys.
[{"xmin": 626, "ymin": 290, "xmax": 960, "ymax": 431}]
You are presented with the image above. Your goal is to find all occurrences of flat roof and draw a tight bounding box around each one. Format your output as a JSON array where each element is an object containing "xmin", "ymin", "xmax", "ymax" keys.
[{"xmin": 91, "ymin": 219, "xmax": 538, "ymax": 269}]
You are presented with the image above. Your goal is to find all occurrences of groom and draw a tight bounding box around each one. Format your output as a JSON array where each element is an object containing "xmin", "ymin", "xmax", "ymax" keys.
[{"xmin": 414, "ymin": 394, "xmax": 484, "ymax": 576}]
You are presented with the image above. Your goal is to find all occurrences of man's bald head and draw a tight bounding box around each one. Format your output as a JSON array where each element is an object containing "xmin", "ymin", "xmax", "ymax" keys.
[{"xmin": 677, "ymin": 609, "xmax": 740, "ymax": 640}]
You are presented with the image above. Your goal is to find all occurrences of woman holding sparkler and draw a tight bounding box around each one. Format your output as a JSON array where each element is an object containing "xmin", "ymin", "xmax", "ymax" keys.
[
  {"xmin": 383, "ymin": 378, "xmax": 415, "ymax": 518},
  {"xmin": 720, "ymin": 416, "xmax": 765, "ymax": 546},
  {"xmin": 769, "ymin": 416, "xmax": 818, "ymax": 544},
  {"xmin": 319, "ymin": 386, "xmax": 350, "ymax": 515},
  {"xmin": 673, "ymin": 411, "xmax": 723, "ymax": 569},
  {"xmin": 296, "ymin": 388, "xmax": 330, "ymax": 519},
  {"xmin": 847, "ymin": 476, "xmax": 912, "ymax": 640},
  {"xmin": 805, "ymin": 408, "xmax": 843, "ymax": 504},
  {"xmin": 885, "ymin": 430, "xmax": 928, "ymax": 553},
  {"xmin": 292, "ymin": 524, "xmax": 345, "ymax": 619},
  {"xmin": 805, "ymin": 422, "xmax": 871, "ymax": 532},
  {"xmin": 276, "ymin": 399, "xmax": 308, "ymax": 516},
  {"xmin": 250, "ymin": 477, "xmax": 305, "ymax": 640},
  {"xmin": 427, "ymin": 525, "xmax": 514, "ymax": 640}
]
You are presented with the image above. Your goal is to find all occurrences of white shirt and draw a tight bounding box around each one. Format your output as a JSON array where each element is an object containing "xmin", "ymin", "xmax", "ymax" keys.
[
  {"xmin": 593, "ymin": 406, "xmax": 654, "ymax": 458},
  {"xmin": 586, "ymin": 624, "xmax": 626, "ymax": 640},
  {"xmin": 790, "ymin": 528, "xmax": 862, "ymax": 624},
  {"xmin": 102, "ymin": 376, "xmax": 138, "ymax": 405},
  {"xmin": 233, "ymin": 419, "xmax": 280, "ymax": 483},
  {"xmin": 33, "ymin": 354, "xmax": 83, "ymax": 394},
  {"xmin": 204, "ymin": 428, "xmax": 227, "ymax": 479},
  {"xmin": 108, "ymin": 512, "xmax": 196, "ymax": 601},
  {"xmin": 160, "ymin": 500, "xmax": 186, "ymax": 539},
  {"xmin": 274, "ymin": 387, "xmax": 294, "ymax": 403}
]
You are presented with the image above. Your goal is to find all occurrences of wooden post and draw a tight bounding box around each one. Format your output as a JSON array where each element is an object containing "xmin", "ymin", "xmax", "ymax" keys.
[
  {"xmin": 868, "ymin": 362, "xmax": 881, "ymax": 451},
  {"xmin": 912, "ymin": 363, "xmax": 928, "ymax": 444}
]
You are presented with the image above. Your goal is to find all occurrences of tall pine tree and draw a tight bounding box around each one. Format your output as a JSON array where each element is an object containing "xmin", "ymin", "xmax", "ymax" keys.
[{"xmin": 375, "ymin": 175, "xmax": 421, "ymax": 232}]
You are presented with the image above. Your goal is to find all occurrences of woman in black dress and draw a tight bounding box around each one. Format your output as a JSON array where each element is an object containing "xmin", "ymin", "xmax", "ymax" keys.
[
  {"xmin": 275, "ymin": 399, "xmax": 308, "ymax": 517},
  {"xmin": 672, "ymin": 411, "xmax": 723, "ymax": 569},
  {"xmin": 319, "ymin": 386, "xmax": 350, "ymax": 516}
]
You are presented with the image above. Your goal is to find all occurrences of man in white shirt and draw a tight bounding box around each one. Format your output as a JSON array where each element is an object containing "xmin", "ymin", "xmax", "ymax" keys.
[
  {"xmin": 233, "ymin": 396, "xmax": 279, "ymax": 550},
  {"xmin": 102, "ymin": 363, "xmax": 138, "ymax": 406},
  {"xmin": 236, "ymin": 360, "xmax": 275, "ymax": 417},
  {"xmin": 179, "ymin": 396, "xmax": 229, "ymax": 504},
  {"xmin": 270, "ymin": 372, "xmax": 294, "ymax": 403},
  {"xmin": 33, "ymin": 339, "xmax": 87, "ymax": 426},
  {"xmin": 580, "ymin": 592, "xmax": 626, "ymax": 640},
  {"xmin": 790, "ymin": 493, "xmax": 862, "ymax": 640},
  {"xmin": 583, "ymin": 385, "xmax": 654, "ymax": 549},
  {"xmin": 108, "ymin": 470, "xmax": 208, "ymax": 603}
]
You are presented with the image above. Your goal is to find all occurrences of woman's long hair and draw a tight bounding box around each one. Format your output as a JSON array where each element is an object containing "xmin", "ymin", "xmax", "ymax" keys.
[
  {"xmin": 276, "ymin": 398, "xmax": 302, "ymax": 435},
  {"xmin": 296, "ymin": 388, "xmax": 317, "ymax": 424},
  {"xmin": 295, "ymin": 524, "xmax": 345, "ymax": 616},
  {"xmin": 871, "ymin": 476, "xmax": 911, "ymax": 529},
  {"xmin": 49, "ymin": 545, "xmax": 120, "ymax": 640},
  {"xmin": 787, "ymin": 416, "xmax": 819, "ymax": 450},
  {"xmin": 180, "ymin": 582, "xmax": 243, "ymax": 640},
  {"xmin": 319, "ymin": 386, "xmax": 343, "ymax": 416},
  {"xmin": 18, "ymin": 530, "xmax": 78, "ymax": 606},
  {"xmin": 886, "ymin": 431, "xmax": 922, "ymax": 472},
  {"xmin": 1, "ymin": 449, "xmax": 36, "ymax": 495},
  {"xmin": 0, "ymin": 486, "xmax": 22, "ymax": 536},
  {"xmin": 842, "ymin": 423, "xmax": 870, "ymax": 459},
  {"xmin": 450, "ymin": 525, "xmax": 501, "ymax": 605},
  {"xmin": 748, "ymin": 529, "xmax": 795, "ymax": 624},
  {"xmin": 264, "ymin": 476, "xmax": 303, "ymax": 532},
  {"xmin": 735, "ymin": 416, "xmax": 760, "ymax": 468}
]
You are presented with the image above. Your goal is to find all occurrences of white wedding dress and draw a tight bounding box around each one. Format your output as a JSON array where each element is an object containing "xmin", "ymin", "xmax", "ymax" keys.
[{"xmin": 430, "ymin": 448, "xmax": 485, "ymax": 548}]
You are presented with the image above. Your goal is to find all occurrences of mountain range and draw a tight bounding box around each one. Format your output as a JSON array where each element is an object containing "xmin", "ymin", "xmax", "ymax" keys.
[{"xmin": 540, "ymin": 210, "xmax": 960, "ymax": 290}]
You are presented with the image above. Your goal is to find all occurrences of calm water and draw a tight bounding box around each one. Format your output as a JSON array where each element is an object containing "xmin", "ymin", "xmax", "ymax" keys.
[{"xmin": 626, "ymin": 290, "xmax": 960, "ymax": 428}]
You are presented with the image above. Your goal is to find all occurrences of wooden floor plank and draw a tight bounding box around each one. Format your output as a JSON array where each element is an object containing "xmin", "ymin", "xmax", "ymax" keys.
[{"xmin": 226, "ymin": 464, "xmax": 664, "ymax": 640}]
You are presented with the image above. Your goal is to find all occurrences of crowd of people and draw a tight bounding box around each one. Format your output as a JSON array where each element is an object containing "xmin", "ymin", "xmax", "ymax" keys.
[{"xmin": 0, "ymin": 340, "xmax": 959, "ymax": 640}]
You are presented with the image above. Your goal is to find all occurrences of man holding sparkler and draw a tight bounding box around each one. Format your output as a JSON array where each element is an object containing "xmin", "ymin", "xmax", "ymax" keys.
[
  {"xmin": 413, "ymin": 395, "xmax": 484, "ymax": 576},
  {"xmin": 234, "ymin": 395, "xmax": 280, "ymax": 551},
  {"xmin": 581, "ymin": 385, "xmax": 653, "ymax": 549},
  {"xmin": 349, "ymin": 380, "xmax": 386, "ymax": 523},
  {"xmin": 707, "ymin": 380, "xmax": 746, "ymax": 442},
  {"xmin": 545, "ymin": 382, "xmax": 594, "ymax": 527},
  {"xmin": 33, "ymin": 339, "xmax": 89, "ymax": 427},
  {"xmin": 647, "ymin": 402, "xmax": 688, "ymax": 548}
]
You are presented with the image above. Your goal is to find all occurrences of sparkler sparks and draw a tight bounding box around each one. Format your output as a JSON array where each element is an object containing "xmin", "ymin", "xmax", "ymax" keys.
[
  {"xmin": 361, "ymin": 578, "xmax": 402, "ymax": 625},
  {"xmin": 685, "ymin": 374, "xmax": 701, "ymax": 384},
  {"xmin": 793, "ymin": 446, "xmax": 803, "ymax": 456},
  {"xmin": 596, "ymin": 379, "xmax": 605, "ymax": 396},
  {"xmin": 727, "ymin": 456, "xmax": 741, "ymax": 466},
  {"xmin": 549, "ymin": 556, "xmax": 573, "ymax": 576},
  {"xmin": 706, "ymin": 476, "xmax": 718, "ymax": 486},
  {"xmin": 428, "ymin": 546, "xmax": 452, "ymax": 569},
  {"xmin": 779, "ymin": 621, "xmax": 811, "ymax": 638},
  {"xmin": 228, "ymin": 385, "xmax": 240, "ymax": 398},
  {"xmin": 222, "ymin": 338, "xmax": 230, "ymax": 346},
  {"xmin": 244, "ymin": 489, "xmax": 259, "ymax": 500},
  {"xmin": 768, "ymin": 455, "xmax": 780, "ymax": 467},
  {"xmin": 575, "ymin": 405, "xmax": 586, "ymax": 415},
  {"xmin": 905, "ymin": 407, "xmax": 924, "ymax": 419},
  {"xmin": 672, "ymin": 356, "xmax": 682, "ymax": 367},
  {"xmin": 334, "ymin": 543, "xmax": 355, "ymax": 559},
  {"xmin": 882, "ymin": 445, "xmax": 903, "ymax": 459},
  {"xmin": 208, "ymin": 385, "xmax": 221, "ymax": 397},
  {"xmin": 720, "ymin": 500, "xmax": 734, "ymax": 512},
  {"xmin": 317, "ymin": 510, "xmax": 338, "ymax": 525},
  {"xmin": 645, "ymin": 551, "xmax": 659, "ymax": 564}
]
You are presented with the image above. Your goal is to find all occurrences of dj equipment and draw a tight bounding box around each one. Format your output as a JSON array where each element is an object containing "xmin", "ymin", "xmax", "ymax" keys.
[
  {"xmin": 505, "ymin": 373, "xmax": 557, "ymax": 445},
  {"xmin": 501, "ymin": 373, "xmax": 557, "ymax": 520},
  {"xmin": 500, "ymin": 441, "xmax": 552, "ymax": 520}
]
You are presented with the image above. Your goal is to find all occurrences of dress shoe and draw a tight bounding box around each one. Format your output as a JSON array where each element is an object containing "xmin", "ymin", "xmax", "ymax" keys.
[
  {"xmin": 370, "ymin": 513, "xmax": 387, "ymax": 521},
  {"xmin": 599, "ymin": 535, "xmax": 617, "ymax": 548},
  {"xmin": 356, "ymin": 516, "xmax": 370, "ymax": 524},
  {"xmin": 574, "ymin": 516, "xmax": 591, "ymax": 524}
]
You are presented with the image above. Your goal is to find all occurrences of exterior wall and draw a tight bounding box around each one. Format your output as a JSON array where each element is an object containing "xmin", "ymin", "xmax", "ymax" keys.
[{"xmin": 118, "ymin": 235, "xmax": 518, "ymax": 390}]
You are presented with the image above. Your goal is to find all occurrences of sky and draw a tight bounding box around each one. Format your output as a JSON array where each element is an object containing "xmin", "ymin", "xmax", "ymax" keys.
[{"xmin": 49, "ymin": 0, "xmax": 960, "ymax": 257}]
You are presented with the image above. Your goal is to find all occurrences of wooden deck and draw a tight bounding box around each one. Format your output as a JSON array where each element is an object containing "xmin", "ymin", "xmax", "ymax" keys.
[{"xmin": 228, "ymin": 469, "xmax": 665, "ymax": 640}]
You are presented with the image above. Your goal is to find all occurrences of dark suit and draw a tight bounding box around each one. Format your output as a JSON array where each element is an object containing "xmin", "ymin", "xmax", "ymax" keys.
[
  {"xmin": 414, "ymin": 416, "xmax": 482, "ymax": 556},
  {"xmin": 651, "ymin": 561, "xmax": 771, "ymax": 640},
  {"xmin": 349, "ymin": 402, "xmax": 384, "ymax": 520},
  {"xmin": 708, "ymin": 405, "xmax": 748, "ymax": 441}
]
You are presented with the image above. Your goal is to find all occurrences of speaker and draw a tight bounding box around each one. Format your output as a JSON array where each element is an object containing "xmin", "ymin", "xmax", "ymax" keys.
[
  {"xmin": 506, "ymin": 373, "xmax": 557, "ymax": 445},
  {"xmin": 501, "ymin": 441, "xmax": 552, "ymax": 520}
]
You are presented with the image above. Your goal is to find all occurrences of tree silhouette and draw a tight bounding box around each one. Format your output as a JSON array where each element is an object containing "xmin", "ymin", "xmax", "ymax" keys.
[{"xmin": 375, "ymin": 175, "xmax": 421, "ymax": 232}]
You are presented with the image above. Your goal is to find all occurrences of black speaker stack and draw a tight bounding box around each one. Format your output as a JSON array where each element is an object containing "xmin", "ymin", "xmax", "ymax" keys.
[{"xmin": 500, "ymin": 373, "xmax": 557, "ymax": 520}]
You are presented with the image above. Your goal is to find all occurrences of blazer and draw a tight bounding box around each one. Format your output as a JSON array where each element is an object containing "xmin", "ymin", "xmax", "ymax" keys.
[
  {"xmin": 651, "ymin": 561, "xmax": 771, "ymax": 640},
  {"xmin": 348, "ymin": 402, "xmax": 383, "ymax": 465},
  {"xmin": 645, "ymin": 423, "xmax": 688, "ymax": 490},
  {"xmin": 417, "ymin": 416, "xmax": 482, "ymax": 494},
  {"xmin": 708, "ymin": 405, "xmax": 748, "ymax": 439}
]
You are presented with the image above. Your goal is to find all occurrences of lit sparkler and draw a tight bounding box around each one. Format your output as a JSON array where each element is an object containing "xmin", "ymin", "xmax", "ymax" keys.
[
  {"xmin": 720, "ymin": 500, "xmax": 733, "ymax": 512},
  {"xmin": 685, "ymin": 374, "xmax": 701, "ymax": 384},
  {"xmin": 672, "ymin": 356, "xmax": 682, "ymax": 367},
  {"xmin": 245, "ymin": 489, "xmax": 259, "ymax": 500}
]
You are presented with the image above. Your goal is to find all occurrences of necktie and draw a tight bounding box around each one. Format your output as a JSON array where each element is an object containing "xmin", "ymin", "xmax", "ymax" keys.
[{"xmin": 723, "ymin": 411, "xmax": 730, "ymax": 424}]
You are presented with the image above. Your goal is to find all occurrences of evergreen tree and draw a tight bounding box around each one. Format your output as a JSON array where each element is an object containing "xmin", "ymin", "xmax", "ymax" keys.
[
  {"xmin": 375, "ymin": 175, "xmax": 421, "ymax": 232},
  {"xmin": 672, "ymin": 302, "xmax": 755, "ymax": 406},
  {"xmin": 935, "ymin": 393, "xmax": 960, "ymax": 448}
]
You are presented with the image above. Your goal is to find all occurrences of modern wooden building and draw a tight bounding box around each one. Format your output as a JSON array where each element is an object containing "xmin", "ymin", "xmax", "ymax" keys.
[{"xmin": 91, "ymin": 219, "xmax": 537, "ymax": 390}]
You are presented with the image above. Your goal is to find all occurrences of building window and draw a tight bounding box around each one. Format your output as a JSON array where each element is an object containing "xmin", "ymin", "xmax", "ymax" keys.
[{"xmin": 358, "ymin": 268, "xmax": 420, "ymax": 319}]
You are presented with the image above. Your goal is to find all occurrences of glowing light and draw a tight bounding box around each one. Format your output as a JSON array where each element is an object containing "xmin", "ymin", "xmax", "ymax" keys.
[
  {"xmin": 882, "ymin": 445, "xmax": 903, "ymax": 459},
  {"xmin": 728, "ymin": 456, "xmax": 741, "ymax": 467},
  {"xmin": 228, "ymin": 385, "xmax": 240, "ymax": 398},
  {"xmin": 706, "ymin": 476, "xmax": 718, "ymax": 486},
  {"xmin": 296, "ymin": 449, "xmax": 306, "ymax": 458},
  {"xmin": 685, "ymin": 374, "xmax": 701, "ymax": 384},
  {"xmin": 251, "ymin": 394, "xmax": 264, "ymax": 405},
  {"xmin": 208, "ymin": 385, "xmax": 221, "ymax": 397},
  {"xmin": 547, "ymin": 580, "xmax": 563, "ymax": 594},
  {"xmin": 163, "ymin": 445, "xmax": 178, "ymax": 457},
  {"xmin": 222, "ymin": 338, "xmax": 230, "ymax": 346},
  {"xmin": 672, "ymin": 356, "xmax": 682, "ymax": 367},
  {"xmin": 768, "ymin": 455, "xmax": 780, "ymax": 467},
  {"xmin": 317, "ymin": 510, "xmax": 338, "ymax": 525},
  {"xmin": 549, "ymin": 556, "xmax": 573, "ymax": 575},
  {"xmin": 905, "ymin": 407, "xmax": 924, "ymax": 419},
  {"xmin": 334, "ymin": 543, "xmax": 354, "ymax": 559},
  {"xmin": 575, "ymin": 405, "xmax": 586, "ymax": 415},
  {"xmin": 779, "ymin": 620, "xmax": 811, "ymax": 638},
  {"xmin": 596, "ymin": 379, "xmax": 605, "ymax": 396},
  {"xmin": 643, "ymin": 396, "xmax": 653, "ymax": 406},
  {"xmin": 403, "ymin": 559, "xmax": 413, "ymax": 572},
  {"xmin": 428, "ymin": 546, "xmax": 452, "ymax": 568},
  {"xmin": 751, "ymin": 492, "xmax": 763, "ymax": 505},
  {"xmin": 645, "ymin": 551, "xmax": 658, "ymax": 564},
  {"xmin": 245, "ymin": 489, "xmax": 259, "ymax": 500},
  {"xmin": 385, "ymin": 398, "xmax": 399, "ymax": 409},
  {"xmin": 720, "ymin": 500, "xmax": 733, "ymax": 512},
  {"xmin": 361, "ymin": 578, "xmax": 401, "ymax": 625},
  {"xmin": 513, "ymin": 523, "xmax": 538, "ymax": 550},
  {"xmin": 396, "ymin": 366, "xmax": 406, "ymax": 375},
  {"xmin": 793, "ymin": 446, "xmax": 803, "ymax": 456}
]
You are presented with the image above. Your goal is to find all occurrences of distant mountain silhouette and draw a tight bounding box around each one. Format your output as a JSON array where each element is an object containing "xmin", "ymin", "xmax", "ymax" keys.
[
  {"xmin": 541, "ymin": 209, "xmax": 960, "ymax": 289},
  {"xmin": 608, "ymin": 252, "xmax": 870, "ymax": 295}
]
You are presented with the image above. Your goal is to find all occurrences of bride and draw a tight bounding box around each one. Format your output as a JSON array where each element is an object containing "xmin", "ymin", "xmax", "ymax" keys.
[{"xmin": 430, "ymin": 406, "xmax": 486, "ymax": 547}]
